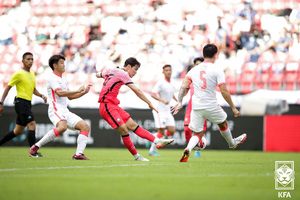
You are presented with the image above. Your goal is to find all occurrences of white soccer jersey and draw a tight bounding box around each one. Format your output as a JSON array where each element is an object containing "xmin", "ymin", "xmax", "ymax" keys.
[
  {"xmin": 186, "ymin": 61, "xmax": 226, "ymax": 109},
  {"xmin": 47, "ymin": 72, "xmax": 69, "ymax": 111},
  {"xmin": 151, "ymin": 77, "xmax": 175, "ymax": 112}
]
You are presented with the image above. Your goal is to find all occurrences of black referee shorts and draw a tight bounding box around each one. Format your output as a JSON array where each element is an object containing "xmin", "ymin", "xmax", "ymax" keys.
[{"xmin": 14, "ymin": 97, "xmax": 35, "ymax": 126}]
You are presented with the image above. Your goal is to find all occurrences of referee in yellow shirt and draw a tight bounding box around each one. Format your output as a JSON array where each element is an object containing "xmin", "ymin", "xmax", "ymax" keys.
[{"xmin": 0, "ymin": 52, "xmax": 47, "ymax": 157}]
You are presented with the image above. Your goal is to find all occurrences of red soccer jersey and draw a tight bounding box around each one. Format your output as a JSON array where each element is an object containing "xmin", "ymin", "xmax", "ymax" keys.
[{"xmin": 98, "ymin": 67, "xmax": 133, "ymax": 105}]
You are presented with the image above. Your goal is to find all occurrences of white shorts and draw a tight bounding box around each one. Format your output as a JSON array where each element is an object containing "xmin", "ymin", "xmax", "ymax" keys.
[
  {"xmin": 152, "ymin": 110, "xmax": 175, "ymax": 128},
  {"xmin": 189, "ymin": 105, "xmax": 227, "ymax": 132},
  {"xmin": 48, "ymin": 107, "xmax": 82, "ymax": 130}
]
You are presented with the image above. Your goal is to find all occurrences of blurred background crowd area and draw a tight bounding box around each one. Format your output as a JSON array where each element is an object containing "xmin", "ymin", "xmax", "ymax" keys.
[{"xmin": 0, "ymin": 0, "xmax": 300, "ymax": 95}]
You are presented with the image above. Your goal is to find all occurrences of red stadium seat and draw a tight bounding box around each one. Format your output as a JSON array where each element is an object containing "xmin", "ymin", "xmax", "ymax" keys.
[
  {"xmin": 225, "ymin": 74, "xmax": 240, "ymax": 94},
  {"xmin": 239, "ymin": 62, "xmax": 258, "ymax": 94},
  {"xmin": 285, "ymin": 60, "xmax": 299, "ymax": 90},
  {"xmin": 267, "ymin": 61, "xmax": 286, "ymax": 90}
]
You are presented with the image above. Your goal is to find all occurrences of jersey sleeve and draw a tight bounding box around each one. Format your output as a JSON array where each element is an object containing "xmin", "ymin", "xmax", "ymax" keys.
[
  {"xmin": 151, "ymin": 81, "xmax": 161, "ymax": 94},
  {"xmin": 48, "ymin": 75, "xmax": 61, "ymax": 91},
  {"xmin": 216, "ymin": 69, "xmax": 226, "ymax": 86},
  {"xmin": 101, "ymin": 69, "xmax": 110, "ymax": 78},
  {"xmin": 185, "ymin": 70, "xmax": 193, "ymax": 83},
  {"xmin": 8, "ymin": 71, "xmax": 20, "ymax": 87}
]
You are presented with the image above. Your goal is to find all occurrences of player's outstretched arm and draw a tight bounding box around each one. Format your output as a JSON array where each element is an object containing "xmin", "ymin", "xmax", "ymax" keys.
[
  {"xmin": 127, "ymin": 83, "xmax": 158, "ymax": 113},
  {"xmin": 67, "ymin": 84, "xmax": 93, "ymax": 100},
  {"xmin": 171, "ymin": 78, "xmax": 190, "ymax": 115},
  {"xmin": 219, "ymin": 84, "xmax": 240, "ymax": 117}
]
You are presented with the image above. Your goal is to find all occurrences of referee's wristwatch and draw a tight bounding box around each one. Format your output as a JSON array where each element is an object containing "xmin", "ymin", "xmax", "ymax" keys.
[{"xmin": 0, "ymin": 102, "xmax": 3, "ymax": 105}]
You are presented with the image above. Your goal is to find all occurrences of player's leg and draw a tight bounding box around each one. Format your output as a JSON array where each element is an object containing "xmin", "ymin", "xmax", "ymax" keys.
[
  {"xmin": 26, "ymin": 120, "xmax": 36, "ymax": 147},
  {"xmin": 180, "ymin": 110, "xmax": 205, "ymax": 162},
  {"xmin": 0, "ymin": 124, "xmax": 25, "ymax": 145},
  {"xmin": 1, "ymin": 100, "xmax": 31, "ymax": 146},
  {"xmin": 149, "ymin": 128, "xmax": 164, "ymax": 156},
  {"xmin": 127, "ymin": 118, "xmax": 174, "ymax": 149},
  {"xmin": 30, "ymin": 120, "xmax": 66, "ymax": 155},
  {"xmin": 30, "ymin": 110, "xmax": 67, "ymax": 156},
  {"xmin": 184, "ymin": 125, "xmax": 192, "ymax": 144},
  {"xmin": 218, "ymin": 120, "xmax": 247, "ymax": 149},
  {"xmin": 116, "ymin": 123, "xmax": 148, "ymax": 161},
  {"xmin": 101, "ymin": 104, "xmax": 148, "ymax": 161},
  {"xmin": 73, "ymin": 119, "xmax": 90, "ymax": 160},
  {"xmin": 211, "ymin": 105, "xmax": 246, "ymax": 149}
]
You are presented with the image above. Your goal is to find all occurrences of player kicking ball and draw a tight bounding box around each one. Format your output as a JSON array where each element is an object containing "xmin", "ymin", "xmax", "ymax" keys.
[
  {"xmin": 172, "ymin": 44, "xmax": 246, "ymax": 162},
  {"xmin": 96, "ymin": 57, "xmax": 174, "ymax": 161}
]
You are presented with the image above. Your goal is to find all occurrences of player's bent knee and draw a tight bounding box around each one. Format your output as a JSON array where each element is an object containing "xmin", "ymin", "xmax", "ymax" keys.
[{"xmin": 80, "ymin": 131, "xmax": 89, "ymax": 137}]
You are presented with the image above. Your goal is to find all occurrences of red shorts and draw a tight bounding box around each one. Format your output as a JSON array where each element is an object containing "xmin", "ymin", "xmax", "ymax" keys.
[{"xmin": 99, "ymin": 103, "xmax": 131, "ymax": 129}]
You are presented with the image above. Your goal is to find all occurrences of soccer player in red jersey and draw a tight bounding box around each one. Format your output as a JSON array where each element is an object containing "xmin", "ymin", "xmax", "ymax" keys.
[{"xmin": 96, "ymin": 57, "xmax": 174, "ymax": 161}]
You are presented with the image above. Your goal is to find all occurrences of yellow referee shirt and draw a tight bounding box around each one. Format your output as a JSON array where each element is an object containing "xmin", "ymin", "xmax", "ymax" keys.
[{"xmin": 8, "ymin": 69, "xmax": 36, "ymax": 101}]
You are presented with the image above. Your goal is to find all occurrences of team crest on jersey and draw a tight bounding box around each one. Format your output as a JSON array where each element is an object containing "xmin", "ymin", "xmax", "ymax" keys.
[{"xmin": 117, "ymin": 118, "xmax": 121, "ymax": 122}]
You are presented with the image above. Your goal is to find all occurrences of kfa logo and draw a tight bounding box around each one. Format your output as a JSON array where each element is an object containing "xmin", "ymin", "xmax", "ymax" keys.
[{"xmin": 274, "ymin": 161, "xmax": 295, "ymax": 198}]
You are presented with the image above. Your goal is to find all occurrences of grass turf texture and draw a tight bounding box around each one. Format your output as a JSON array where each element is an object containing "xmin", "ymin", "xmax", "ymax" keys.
[{"xmin": 0, "ymin": 147, "xmax": 299, "ymax": 200}]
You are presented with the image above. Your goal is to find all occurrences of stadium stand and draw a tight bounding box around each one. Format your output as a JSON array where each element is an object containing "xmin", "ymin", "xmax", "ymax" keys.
[{"xmin": 0, "ymin": 0, "xmax": 300, "ymax": 96}]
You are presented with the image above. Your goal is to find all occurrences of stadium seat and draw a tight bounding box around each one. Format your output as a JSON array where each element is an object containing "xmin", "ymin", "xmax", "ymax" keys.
[
  {"xmin": 254, "ymin": 61, "xmax": 272, "ymax": 90},
  {"xmin": 285, "ymin": 61, "xmax": 299, "ymax": 90},
  {"xmin": 225, "ymin": 74, "xmax": 239, "ymax": 94},
  {"xmin": 239, "ymin": 62, "xmax": 258, "ymax": 94},
  {"xmin": 267, "ymin": 61, "xmax": 286, "ymax": 90}
]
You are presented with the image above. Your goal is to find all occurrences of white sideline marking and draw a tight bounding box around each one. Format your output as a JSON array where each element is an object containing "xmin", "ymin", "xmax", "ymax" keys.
[{"xmin": 0, "ymin": 163, "xmax": 158, "ymax": 172}]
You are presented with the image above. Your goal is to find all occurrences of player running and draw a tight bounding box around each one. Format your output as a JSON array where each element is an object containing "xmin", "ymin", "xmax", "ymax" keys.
[
  {"xmin": 172, "ymin": 44, "xmax": 247, "ymax": 162},
  {"xmin": 96, "ymin": 57, "xmax": 174, "ymax": 161}
]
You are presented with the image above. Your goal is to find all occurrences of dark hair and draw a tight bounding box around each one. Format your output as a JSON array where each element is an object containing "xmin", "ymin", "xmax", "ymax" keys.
[
  {"xmin": 162, "ymin": 64, "xmax": 171, "ymax": 69},
  {"xmin": 203, "ymin": 44, "xmax": 218, "ymax": 59},
  {"xmin": 22, "ymin": 52, "xmax": 33, "ymax": 60},
  {"xmin": 124, "ymin": 57, "xmax": 141, "ymax": 68},
  {"xmin": 193, "ymin": 57, "xmax": 204, "ymax": 65},
  {"xmin": 49, "ymin": 55, "xmax": 65, "ymax": 70}
]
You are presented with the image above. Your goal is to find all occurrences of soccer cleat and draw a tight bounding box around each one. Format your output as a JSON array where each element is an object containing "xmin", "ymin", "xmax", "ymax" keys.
[
  {"xmin": 149, "ymin": 151, "xmax": 160, "ymax": 157},
  {"xmin": 193, "ymin": 151, "xmax": 201, "ymax": 158},
  {"xmin": 180, "ymin": 148, "xmax": 190, "ymax": 162},
  {"xmin": 156, "ymin": 138, "xmax": 174, "ymax": 149},
  {"xmin": 30, "ymin": 152, "xmax": 44, "ymax": 157},
  {"xmin": 72, "ymin": 154, "xmax": 90, "ymax": 160},
  {"xmin": 230, "ymin": 133, "xmax": 247, "ymax": 149},
  {"xmin": 29, "ymin": 144, "xmax": 39, "ymax": 156},
  {"xmin": 135, "ymin": 155, "xmax": 149, "ymax": 161}
]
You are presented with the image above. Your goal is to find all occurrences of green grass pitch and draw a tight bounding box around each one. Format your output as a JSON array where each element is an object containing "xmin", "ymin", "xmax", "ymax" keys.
[{"xmin": 0, "ymin": 147, "xmax": 299, "ymax": 200}]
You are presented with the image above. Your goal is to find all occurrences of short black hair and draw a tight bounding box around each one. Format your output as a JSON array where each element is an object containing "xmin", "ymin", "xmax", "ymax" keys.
[
  {"xmin": 124, "ymin": 57, "xmax": 141, "ymax": 68},
  {"xmin": 49, "ymin": 55, "xmax": 65, "ymax": 70},
  {"xmin": 162, "ymin": 64, "xmax": 171, "ymax": 69},
  {"xmin": 22, "ymin": 52, "xmax": 33, "ymax": 60},
  {"xmin": 193, "ymin": 57, "xmax": 204, "ymax": 65},
  {"xmin": 203, "ymin": 44, "xmax": 218, "ymax": 59}
]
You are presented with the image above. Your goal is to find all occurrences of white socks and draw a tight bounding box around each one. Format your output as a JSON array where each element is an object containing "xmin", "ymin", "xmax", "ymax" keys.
[
  {"xmin": 219, "ymin": 127, "xmax": 235, "ymax": 147},
  {"xmin": 186, "ymin": 135, "xmax": 200, "ymax": 153},
  {"xmin": 75, "ymin": 134, "xmax": 88, "ymax": 155},
  {"xmin": 36, "ymin": 130, "xmax": 88, "ymax": 156},
  {"xmin": 36, "ymin": 129, "xmax": 57, "ymax": 147}
]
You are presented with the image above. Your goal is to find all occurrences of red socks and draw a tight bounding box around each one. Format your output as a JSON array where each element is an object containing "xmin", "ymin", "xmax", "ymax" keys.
[
  {"xmin": 133, "ymin": 126, "xmax": 155, "ymax": 142},
  {"xmin": 122, "ymin": 135, "xmax": 137, "ymax": 155}
]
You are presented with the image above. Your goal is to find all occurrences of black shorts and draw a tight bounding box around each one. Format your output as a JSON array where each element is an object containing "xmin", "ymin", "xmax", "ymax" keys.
[{"xmin": 14, "ymin": 97, "xmax": 35, "ymax": 126}]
